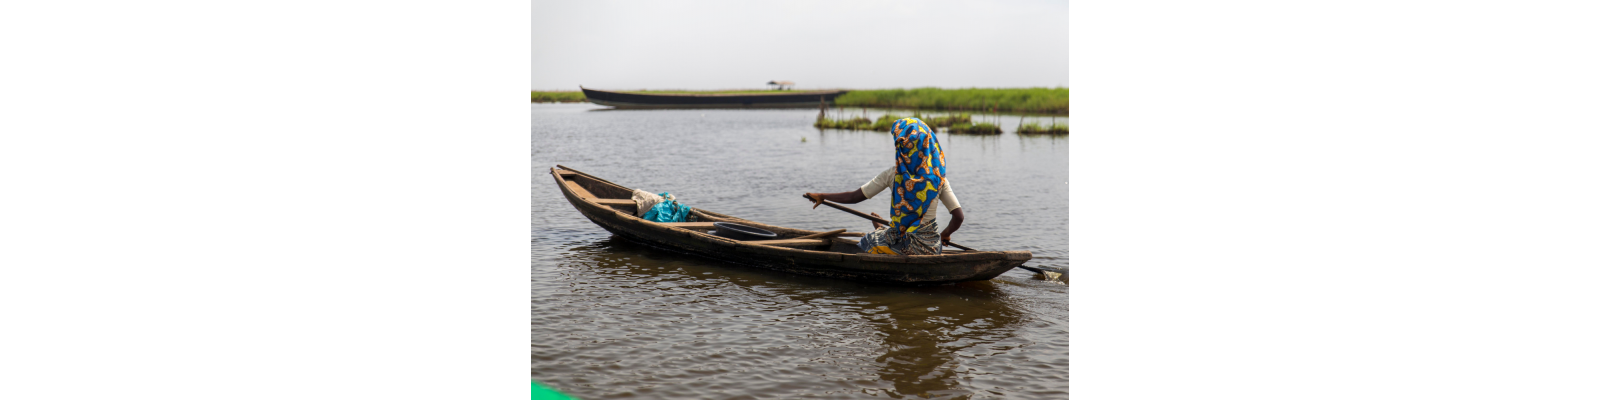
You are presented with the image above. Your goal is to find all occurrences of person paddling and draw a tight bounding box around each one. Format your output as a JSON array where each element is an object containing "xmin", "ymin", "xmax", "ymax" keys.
[{"xmin": 804, "ymin": 117, "xmax": 963, "ymax": 255}]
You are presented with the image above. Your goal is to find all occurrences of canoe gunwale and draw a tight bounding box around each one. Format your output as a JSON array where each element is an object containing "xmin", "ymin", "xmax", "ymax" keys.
[
  {"xmin": 579, "ymin": 88, "xmax": 848, "ymax": 109},
  {"xmin": 584, "ymin": 88, "xmax": 847, "ymax": 98}
]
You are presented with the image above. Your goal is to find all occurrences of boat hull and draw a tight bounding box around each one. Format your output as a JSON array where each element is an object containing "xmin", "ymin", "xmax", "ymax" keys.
[
  {"xmin": 580, "ymin": 88, "xmax": 847, "ymax": 109},
  {"xmin": 551, "ymin": 166, "xmax": 1031, "ymax": 285}
]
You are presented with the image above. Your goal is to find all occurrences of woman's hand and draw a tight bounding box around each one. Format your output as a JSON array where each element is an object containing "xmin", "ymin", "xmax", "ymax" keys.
[
  {"xmin": 804, "ymin": 193, "xmax": 825, "ymax": 209},
  {"xmin": 869, "ymin": 212, "xmax": 885, "ymax": 230},
  {"xmin": 940, "ymin": 208, "xmax": 964, "ymax": 248},
  {"xmin": 803, "ymin": 189, "xmax": 869, "ymax": 208}
]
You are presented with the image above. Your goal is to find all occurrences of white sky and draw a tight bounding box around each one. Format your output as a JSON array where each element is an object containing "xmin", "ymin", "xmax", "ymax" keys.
[{"xmin": 532, "ymin": 0, "xmax": 1068, "ymax": 91}]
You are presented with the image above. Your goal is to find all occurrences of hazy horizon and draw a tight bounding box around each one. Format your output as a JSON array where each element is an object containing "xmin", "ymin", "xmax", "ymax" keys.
[{"xmin": 533, "ymin": 0, "xmax": 1068, "ymax": 91}]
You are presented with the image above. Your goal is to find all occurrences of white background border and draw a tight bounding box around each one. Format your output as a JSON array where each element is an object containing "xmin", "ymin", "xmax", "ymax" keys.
[
  {"xmin": 6, "ymin": 0, "xmax": 1600, "ymax": 398},
  {"xmin": 1074, "ymin": 0, "xmax": 1600, "ymax": 398},
  {"xmin": 2, "ymin": 1, "xmax": 531, "ymax": 398}
]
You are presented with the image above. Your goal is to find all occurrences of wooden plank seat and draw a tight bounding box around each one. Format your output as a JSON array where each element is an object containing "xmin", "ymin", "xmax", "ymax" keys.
[
  {"xmin": 562, "ymin": 178, "xmax": 633, "ymax": 209},
  {"xmin": 658, "ymin": 222, "xmax": 716, "ymax": 230},
  {"xmin": 563, "ymin": 180, "xmax": 598, "ymax": 199},
  {"xmin": 743, "ymin": 239, "xmax": 830, "ymax": 248}
]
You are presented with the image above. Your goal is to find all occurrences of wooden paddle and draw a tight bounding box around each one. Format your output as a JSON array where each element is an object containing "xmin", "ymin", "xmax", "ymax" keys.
[
  {"xmin": 802, "ymin": 194, "xmax": 1065, "ymax": 282},
  {"xmin": 793, "ymin": 228, "xmax": 847, "ymax": 240},
  {"xmin": 1017, "ymin": 265, "xmax": 1066, "ymax": 282},
  {"xmin": 802, "ymin": 194, "xmax": 977, "ymax": 251}
]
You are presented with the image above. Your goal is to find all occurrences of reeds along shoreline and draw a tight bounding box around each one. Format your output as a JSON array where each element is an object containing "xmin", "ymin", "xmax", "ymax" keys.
[
  {"xmin": 920, "ymin": 113, "xmax": 971, "ymax": 127},
  {"xmin": 813, "ymin": 114, "xmax": 899, "ymax": 131},
  {"xmin": 1017, "ymin": 122, "xmax": 1069, "ymax": 135},
  {"xmin": 945, "ymin": 122, "xmax": 1003, "ymax": 134},
  {"xmin": 531, "ymin": 91, "xmax": 586, "ymax": 103},
  {"xmin": 834, "ymin": 87, "xmax": 1068, "ymax": 115},
  {"xmin": 814, "ymin": 112, "xmax": 1003, "ymax": 134}
]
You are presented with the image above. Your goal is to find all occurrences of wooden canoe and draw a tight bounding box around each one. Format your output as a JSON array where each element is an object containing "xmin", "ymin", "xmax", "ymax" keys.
[
  {"xmin": 550, "ymin": 165, "xmax": 1032, "ymax": 285},
  {"xmin": 579, "ymin": 87, "xmax": 847, "ymax": 109}
]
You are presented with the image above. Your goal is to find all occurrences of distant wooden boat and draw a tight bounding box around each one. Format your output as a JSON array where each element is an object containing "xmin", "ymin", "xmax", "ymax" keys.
[
  {"xmin": 550, "ymin": 165, "xmax": 1032, "ymax": 285},
  {"xmin": 580, "ymin": 87, "xmax": 847, "ymax": 109}
]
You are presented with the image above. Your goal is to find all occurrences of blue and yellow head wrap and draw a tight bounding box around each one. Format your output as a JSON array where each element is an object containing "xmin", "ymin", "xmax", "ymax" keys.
[{"xmin": 888, "ymin": 117, "xmax": 945, "ymax": 234}]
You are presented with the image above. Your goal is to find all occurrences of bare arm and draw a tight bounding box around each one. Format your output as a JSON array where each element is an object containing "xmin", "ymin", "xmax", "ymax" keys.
[
  {"xmin": 804, "ymin": 189, "xmax": 867, "ymax": 206},
  {"xmin": 804, "ymin": 189, "xmax": 884, "ymax": 229},
  {"xmin": 940, "ymin": 207, "xmax": 964, "ymax": 247}
]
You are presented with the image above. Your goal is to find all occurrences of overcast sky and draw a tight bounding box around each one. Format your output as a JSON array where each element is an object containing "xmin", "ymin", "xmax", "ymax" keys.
[{"xmin": 532, "ymin": 0, "xmax": 1068, "ymax": 91}]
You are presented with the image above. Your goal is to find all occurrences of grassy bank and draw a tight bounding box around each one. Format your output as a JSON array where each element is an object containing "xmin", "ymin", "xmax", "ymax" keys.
[
  {"xmin": 814, "ymin": 116, "xmax": 879, "ymax": 130},
  {"xmin": 531, "ymin": 91, "xmax": 586, "ymax": 103},
  {"xmin": 946, "ymin": 122, "xmax": 1003, "ymax": 134},
  {"xmin": 814, "ymin": 112, "xmax": 1000, "ymax": 134},
  {"xmin": 834, "ymin": 87, "xmax": 1068, "ymax": 115},
  {"xmin": 814, "ymin": 114, "xmax": 903, "ymax": 131},
  {"xmin": 1017, "ymin": 122, "xmax": 1069, "ymax": 135},
  {"xmin": 920, "ymin": 113, "xmax": 971, "ymax": 127}
]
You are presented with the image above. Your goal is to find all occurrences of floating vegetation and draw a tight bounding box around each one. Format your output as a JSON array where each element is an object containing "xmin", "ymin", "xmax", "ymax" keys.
[
  {"xmin": 815, "ymin": 114, "xmax": 909, "ymax": 131},
  {"xmin": 918, "ymin": 113, "xmax": 971, "ymax": 127},
  {"xmin": 815, "ymin": 111, "xmax": 1005, "ymax": 134},
  {"xmin": 835, "ymin": 87, "xmax": 1068, "ymax": 115},
  {"xmin": 946, "ymin": 122, "xmax": 1003, "ymax": 135},
  {"xmin": 868, "ymin": 115, "xmax": 903, "ymax": 131},
  {"xmin": 1017, "ymin": 122, "xmax": 1069, "ymax": 135},
  {"xmin": 813, "ymin": 115, "xmax": 875, "ymax": 130},
  {"xmin": 531, "ymin": 91, "xmax": 586, "ymax": 103}
]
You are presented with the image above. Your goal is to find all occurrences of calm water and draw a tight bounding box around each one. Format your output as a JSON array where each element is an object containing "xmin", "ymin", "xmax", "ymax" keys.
[{"xmin": 532, "ymin": 104, "xmax": 1068, "ymax": 399}]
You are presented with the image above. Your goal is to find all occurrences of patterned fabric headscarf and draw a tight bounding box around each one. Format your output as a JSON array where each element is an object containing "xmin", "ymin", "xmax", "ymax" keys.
[{"xmin": 888, "ymin": 117, "xmax": 946, "ymax": 234}]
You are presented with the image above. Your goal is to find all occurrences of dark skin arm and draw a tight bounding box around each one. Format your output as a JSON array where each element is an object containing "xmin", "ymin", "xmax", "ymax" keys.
[
  {"xmin": 804, "ymin": 189, "xmax": 868, "ymax": 206},
  {"xmin": 940, "ymin": 207, "xmax": 964, "ymax": 247},
  {"xmin": 804, "ymin": 190, "xmax": 883, "ymax": 228},
  {"xmin": 804, "ymin": 191, "xmax": 966, "ymax": 247}
]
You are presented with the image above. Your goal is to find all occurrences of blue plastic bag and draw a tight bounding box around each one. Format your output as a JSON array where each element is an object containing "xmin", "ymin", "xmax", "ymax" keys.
[{"xmin": 642, "ymin": 192, "xmax": 692, "ymax": 223}]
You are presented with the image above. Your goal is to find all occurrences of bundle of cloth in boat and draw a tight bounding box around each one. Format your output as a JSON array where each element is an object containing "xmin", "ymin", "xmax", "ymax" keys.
[{"xmin": 631, "ymin": 189, "xmax": 693, "ymax": 223}]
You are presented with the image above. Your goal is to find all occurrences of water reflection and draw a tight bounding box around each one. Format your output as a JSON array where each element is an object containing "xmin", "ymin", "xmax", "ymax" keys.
[
  {"xmin": 539, "ymin": 236, "xmax": 1029, "ymax": 399},
  {"xmin": 866, "ymin": 283, "xmax": 1024, "ymax": 398}
]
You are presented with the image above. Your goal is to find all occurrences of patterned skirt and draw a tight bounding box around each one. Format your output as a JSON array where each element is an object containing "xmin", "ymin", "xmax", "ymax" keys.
[{"xmin": 857, "ymin": 220, "xmax": 941, "ymax": 255}]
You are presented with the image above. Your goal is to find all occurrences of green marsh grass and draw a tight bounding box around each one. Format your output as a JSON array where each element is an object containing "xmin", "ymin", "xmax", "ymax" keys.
[
  {"xmin": 531, "ymin": 91, "xmax": 586, "ymax": 103},
  {"xmin": 814, "ymin": 114, "xmax": 922, "ymax": 132},
  {"xmin": 917, "ymin": 113, "xmax": 971, "ymax": 127},
  {"xmin": 946, "ymin": 122, "xmax": 1003, "ymax": 135},
  {"xmin": 1017, "ymin": 122, "xmax": 1069, "ymax": 135},
  {"xmin": 835, "ymin": 87, "xmax": 1068, "ymax": 115},
  {"xmin": 814, "ymin": 115, "xmax": 875, "ymax": 130},
  {"xmin": 815, "ymin": 112, "xmax": 1007, "ymax": 133}
]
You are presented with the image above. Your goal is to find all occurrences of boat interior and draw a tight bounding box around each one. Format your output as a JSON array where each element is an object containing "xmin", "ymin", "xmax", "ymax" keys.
[{"xmin": 554, "ymin": 166, "xmax": 980, "ymax": 255}]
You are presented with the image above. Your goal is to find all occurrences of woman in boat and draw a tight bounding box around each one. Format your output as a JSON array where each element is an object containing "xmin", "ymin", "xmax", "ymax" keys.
[{"xmin": 804, "ymin": 117, "xmax": 963, "ymax": 255}]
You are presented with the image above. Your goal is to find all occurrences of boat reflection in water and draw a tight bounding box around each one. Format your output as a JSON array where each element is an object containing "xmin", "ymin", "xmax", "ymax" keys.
[{"xmin": 532, "ymin": 237, "xmax": 1065, "ymax": 399}]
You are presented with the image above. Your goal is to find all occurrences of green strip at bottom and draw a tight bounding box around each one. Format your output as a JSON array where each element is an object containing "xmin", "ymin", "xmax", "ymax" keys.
[{"xmin": 532, "ymin": 381, "xmax": 577, "ymax": 400}]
